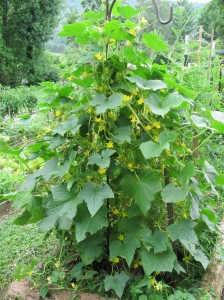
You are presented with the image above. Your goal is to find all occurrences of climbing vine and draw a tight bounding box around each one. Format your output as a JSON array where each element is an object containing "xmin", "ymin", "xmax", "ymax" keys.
[{"xmin": 11, "ymin": 3, "xmax": 224, "ymax": 298}]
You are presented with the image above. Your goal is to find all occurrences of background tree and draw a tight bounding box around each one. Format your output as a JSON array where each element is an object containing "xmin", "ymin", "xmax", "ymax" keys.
[
  {"xmin": 0, "ymin": 0, "xmax": 61, "ymax": 86},
  {"xmin": 171, "ymin": 0, "xmax": 197, "ymax": 43},
  {"xmin": 199, "ymin": 0, "xmax": 224, "ymax": 46},
  {"xmin": 81, "ymin": 0, "xmax": 102, "ymax": 12}
]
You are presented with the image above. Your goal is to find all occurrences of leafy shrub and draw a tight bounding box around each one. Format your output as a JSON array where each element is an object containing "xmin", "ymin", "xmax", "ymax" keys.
[
  {"xmin": 0, "ymin": 86, "xmax": 38, "ymax": 117},
  {"xmin": 0, "ymin": 156, "xmax": 25, "ymax": 200}
]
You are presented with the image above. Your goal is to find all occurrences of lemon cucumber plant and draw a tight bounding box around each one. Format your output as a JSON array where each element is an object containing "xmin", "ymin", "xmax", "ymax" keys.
[{"xmin": 10, "ymin": 3, "xmax": 224, "ymax": 298}]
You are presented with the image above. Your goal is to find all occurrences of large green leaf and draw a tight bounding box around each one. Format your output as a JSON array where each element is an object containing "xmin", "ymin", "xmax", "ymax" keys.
[
  {"xmin": 145, "ymin": 92, "xmax": 189, "ymax": 117},
  {"xmin": 88, "ymin": 149, "xmax": 115, "ymax": 168},
  {"xmin": 114, "ymin": 126, "xmax": 132, "ymax": 143},
  {"xmin": 33, "ymin": 158, "xmax": 58, "ymax": 180},
  {"xmin": 117, "ymin": 6, "xmax": 141, "ymax": 18},
  {"xmin": 142, "ymin": 230, "xmax": 170, "ymax": 253},
  {"xmin": 120, "ymin": 170, "xmax": 162, "ymax": 214},
  {"xmin": 110, "ymin": 236, "xmax": 140, "ymax": 266},
  {"xmin": 124, "ymin": 47, "xmax": 147, "ymax": 66},
  {"xmin": 91, "ymin": 93, "xmax": 122, "ymax": 114},
  {"xmin": 75, "ymin": 205, "xmax": 108, "ymax": 243},
  {"xmin": 79, "ymin": 182, "xmax": 114, "ymax": 216},
  {"xmin": 50, "ymin": 160, "xmax": 71, "ymax": 178},
  {"xmin": 191, "ymin": 115, "xmax": 209, "ymax": 128},
  {"xmin": 126, "ymin": 76, "xmax": 167, "ymax": 91},
  {"xmin": 77, "ymin": 232, "xmax": 104, "ymax": 265},
  {"xmin": 140, "ymin": 248, "xmax": 176, "ymax": 276},
  {"xmin": 53, "ymin": 115, "xmax": 81, "ymax": 136},
  {"xmin": 13, "ymin": 191, "xmax": 34, "ymax": 209},
  {"xmin": 161, "ymin": 183, "xmax": 188, "ymax": 203},
  {"xmin": 39, "ymin": 184, "xmax": 82, "ymax": 232},
  {"xmin": 203, "ymin": 161, "xmax": 218, "ymax": 185},
  {"xmin": 178, "ymin": 161, "xmax": 195, "ymax": 184},
  {"xmin": 211, "ymin": 110, "xmax": 224, "ymax": 123},
  {"xmin": 168, "ymin": 219, "xmax": 198, "ymax": 245},
  {"xmin": 140, "ymin": 130, "xmax": 177, "ymax": 159},
  {"xmin": 59, "ymin": 21, "xmax": 91, "ymax": 37},
  {"xmin": 142, "ymin": 33, "xmax": 168, "ymax": 52},
  {"xmin": 180, "ymin": 240, "xmax": 209, "ymax": 269},
  {"xmin": 83, "ymin": 10, "xmax": 105, "ymax": 22},
  {"xmin": 203, "ymin": 161, "xmax": 219, "ymax": 196},
  {"xmin": 104, "ymin": 271, "xmax": 129, "ymax": 298}
]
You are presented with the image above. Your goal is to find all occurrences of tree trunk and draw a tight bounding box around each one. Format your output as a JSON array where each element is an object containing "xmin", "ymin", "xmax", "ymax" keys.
[{"xmin": 2, "ymin": 0, "xmax": 9, "ymax": 46}]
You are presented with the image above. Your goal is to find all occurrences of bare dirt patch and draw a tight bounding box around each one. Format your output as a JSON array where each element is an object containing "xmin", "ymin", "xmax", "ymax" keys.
[{"xmin": 5, "ymin": 279, "xmax": 107, "ymax": 300}]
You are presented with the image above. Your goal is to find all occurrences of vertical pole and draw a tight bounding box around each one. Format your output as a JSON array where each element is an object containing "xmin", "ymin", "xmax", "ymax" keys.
[
  {"xmin": 197, "ymin": 25, "xmax": 203, "ymax": 66},
  {"xmin": 208, "ymin": 29, "xmax": 215, "ymax": 81}
]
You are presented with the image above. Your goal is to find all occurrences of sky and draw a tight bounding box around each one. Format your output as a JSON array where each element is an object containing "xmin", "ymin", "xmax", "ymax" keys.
[{"xmin": 188, "ymin": 0, "xmax": 210, "ymax": 2}]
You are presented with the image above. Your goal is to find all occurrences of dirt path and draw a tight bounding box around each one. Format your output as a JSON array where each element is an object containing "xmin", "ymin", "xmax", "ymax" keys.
[{"xmin": 0, "ymin": 201, "xmax": 13, "ymax": 223}]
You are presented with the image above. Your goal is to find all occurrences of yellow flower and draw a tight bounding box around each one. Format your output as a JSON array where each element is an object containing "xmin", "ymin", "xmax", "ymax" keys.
[
  {"xmin": 182, "ymin": 212, "xmax": 188, "ymax": 219},
  {"xmin": 99, "ymin": 125, "xmax": 105, "ymax": 132},
  {"xmin": 154, "ymin": 136, "xmax": 159, "ymax": 142},
  {"xmin": 128, "ymin": 163, "xmax": 133, "ymax": 169},
  {"xmin": 106, "ymin": 141, "xmax": 114, "ymax": 149},
  {"xmin": 67, "ymin": 75, "xmax": 74, "ymax": 81},
  {"xmin": 95, "ymin": 117, "xmax": 102, "ymax": 123},
  {"xmin": 183, "ymin": 256, "xmax": 192, "ymax": 262},
  {"xmin": 145, "ymin": 106, "xmax": 150, "ymax": 113},
  {"xmin": 36, "ymin": 133, "xmax": 43, "ymax": 139},
  {"xmin": 133, "ymin": 263, "xmax": 139, "ymax": 269},
  {"xmin": 4, "ymin": 136, "xmax": 10, "ymax": 142},
  {"xmin": 98, "ymin": 168, "xmax": 107, "ymax": 175},
  {"xmin": 47, "ymin": 276, "xmax": 51, "ymax": 283},
  {"xmin": 129, "ymin": 28, "xmax": 137, "ymax": 36},
  {"xmin": 118, "ymin": 234, "xmax": 124, "ymax": 241},
  {"xmin": 98, "ymin": 86, "xmax": 104, "ymax": 92},
  {"xmin": 129, "ymin": 114, "xmax": 137, "ymax": 123},
  {"xmin": 84, "ymin": 149, "xmax": 89, "ymax": 156},
  {"xmin": 181, "ymin": 142, "xmax": 186, "ymax": 147},
  {"xmin": 145, "ymin": 125, "xmax": 152, "ymax": 131},
  {"xmin": 124, "ymin": 95, "xmax": 132, "ymax": 102},
  {"xmin": 71, "ymin": 282, "xmax": 76, "ymax": 288},
  {"xmin": 154, "ymin": 282, "xmax": 162, "ymax": 291},
  {"xmin": 109, "ymin": 38, "xmax": 116, "ymax": 43},
  {"xmin": 150, "ymin": 278, "xmax": 156, "ymax": 286},
  {"xmin": 64, "ymin": 173, "xmax": 72, "ymax": 180},
  {"xmin": 153, "ymin": 121, "xmax": 161, "ymax": 129},
  {"xmin": 104, "ymin": 67, "xmax": 109, "ymax": 74},
  {"xmin": 95, "ymin": 53, "xmax": 103, "ymax": 60},
  {"xmin": 55, "ymin": 110, "xmax": 62, "ymax": 117},
  {"xmin": 137, "ymin": 97, "xmax": 144, "ymax": 105},
  {"xmin": 126, "ymin": 40, "xmax": 131, "ymax": 47},
  {"xmin": 165, "ymin": 149, "xmax": 171, "ymax": 155},
  {"xmin": 140, "ymin": 16, "xmax": 148, "ymax": 25},
  {"xmin": 112, "ymin": 209, "xmax": 119, "ymax": 215},
  {"xmin": 121, "ymin": 211, "xmax": 128, "ymax": 218},
  {"xmin": 108, "ymin": 112, "xmax": 116, "ymax": 120},
  {"xmin": 26, "ymin": 271, "xmax": 33, "ymax": 277},
  {"xmin": 113, "ymin": 257, "xmax": 120, "ymax": 264},
  {"xmin": 87, "ymin": 107, "xmax": 92, "ymax": 114}
]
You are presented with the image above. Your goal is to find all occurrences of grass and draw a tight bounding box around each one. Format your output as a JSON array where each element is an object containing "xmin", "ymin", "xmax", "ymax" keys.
[{"xmin": 0, "ymin": 209, "xmax": 58, "ymax": 294}]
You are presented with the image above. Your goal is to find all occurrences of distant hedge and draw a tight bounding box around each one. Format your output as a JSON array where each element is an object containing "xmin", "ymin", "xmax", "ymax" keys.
[{"xmin": 0, "ymin": 86, "xmax": 38, "ymax": 117}]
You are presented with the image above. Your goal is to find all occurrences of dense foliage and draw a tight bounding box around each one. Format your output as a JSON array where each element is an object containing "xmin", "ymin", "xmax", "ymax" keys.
[
  {"xmin": 4, "ymin": 3, "xmax": 224, "ymax": 298},
  {"xmin": 0, "ymin": 0, "xmax": 61, "ymax": 86},
  {"xmin": 199, "ymin": 0, "xmax": 224, "ymax": 45}
]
